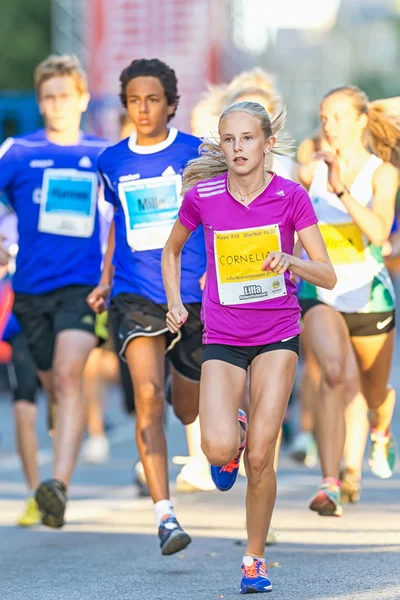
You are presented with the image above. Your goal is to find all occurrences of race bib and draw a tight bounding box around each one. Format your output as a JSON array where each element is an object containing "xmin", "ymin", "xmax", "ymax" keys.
[
  {"xmin": 319, "ymin": 222, "xmax": 366, "ymax": 265},
  {"xmin": 214, "ymin": 225, "xmax": 287, "ymax": 305},
  {"xmin": 118, "ymin": 174, "xmax": 182, "ymax": 251},
  {"xmin": 38, "ymin": 169, "xmax": 97, "ymax": 238}
]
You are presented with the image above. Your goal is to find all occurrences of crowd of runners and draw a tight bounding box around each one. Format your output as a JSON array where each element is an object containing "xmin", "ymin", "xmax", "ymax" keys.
[{"xmin": 0, "ymin": 54, "xmax": 399, "ymax": 594}]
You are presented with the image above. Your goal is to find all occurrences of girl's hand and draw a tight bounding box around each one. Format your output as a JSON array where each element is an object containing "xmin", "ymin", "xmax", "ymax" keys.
[
  {"xmin": 262, "ymin": 251, "xmax": 291, "ymax": 275},
  {"xmin": 314, "ymin": 150, "xmax": 343, "ymax": 195},
  {"xmin": 86, "ymin": 284, "xmax": 111, "ymax": 314},
  {"xmin": 166, "ymin": 303, "xmax": 189, "ymax": 334}
]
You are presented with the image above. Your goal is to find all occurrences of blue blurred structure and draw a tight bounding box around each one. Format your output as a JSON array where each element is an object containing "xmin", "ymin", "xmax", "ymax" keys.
[{"xmin": 0, "ymin": 94, "xmax": 41, "ymax": 141}]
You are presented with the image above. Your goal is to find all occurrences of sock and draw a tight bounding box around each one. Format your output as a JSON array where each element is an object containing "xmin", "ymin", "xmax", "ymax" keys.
[
  {"xmin": 243, "ymin": 555, "xmax": 265, "ymax": 566},
  {"xmin": 154, "ymin": 499, "xmax": 175, "ymax": 527},
  {"xmin": 323, "ymin": 477, "xmax": 341, "ymax": 487}
]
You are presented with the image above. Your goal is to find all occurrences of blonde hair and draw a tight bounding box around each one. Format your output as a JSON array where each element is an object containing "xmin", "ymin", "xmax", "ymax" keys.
[
  {"xmin": 191, "ymin": 84, "xmax": 228, "ymax": 138},
  {"xmin": 191, "ymin": 68, "xmax": 282, "ymax": 139},
  {"xmin": 183, "ymin": 101, "xmax": 293, "ymax": 195},
  {"xmin": 324, "ymin": 85, "xmax": 400, "ymax": 167},
  {"xmin": 34, "ymin": 54, "xmax": 88, "ymax": 96},
  {"xmin": 225, "ymin": 68, "xmax": 281, "ymax": 116}
]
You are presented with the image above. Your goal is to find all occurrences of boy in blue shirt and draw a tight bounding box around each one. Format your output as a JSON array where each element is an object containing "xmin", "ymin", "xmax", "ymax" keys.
[
  {"xmin": 88, "ymin": 59, "xmax": 206, "ymax": 555},
  {"xmin": 0, "ymin": 55, "xmax": 108, "ymax": 528}
]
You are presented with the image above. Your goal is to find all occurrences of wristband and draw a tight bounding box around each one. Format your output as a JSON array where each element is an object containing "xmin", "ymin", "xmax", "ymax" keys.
[{"xmin": 336, "ymin": 185, "xmax": 350, "ymax": 198}]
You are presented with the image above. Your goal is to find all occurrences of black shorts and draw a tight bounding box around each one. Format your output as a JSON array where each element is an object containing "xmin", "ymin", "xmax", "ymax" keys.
[
  {"xmin": 8, "ymin": 332, "xmax": 40, "ymax": 403},
  {"xmin": 202, "ymin": 335, "xmax": 300, "ymax": 371},
  {"xmin": 110, "ymin": 293, "xmax": 202, "ymax": 382},
  {"xmin": 300, "ymin": 299, "xmax": 396, "ymax": 337},
  {"xmin": 13, "ymin": 285, "xmax": 96, "ymax": 372}
]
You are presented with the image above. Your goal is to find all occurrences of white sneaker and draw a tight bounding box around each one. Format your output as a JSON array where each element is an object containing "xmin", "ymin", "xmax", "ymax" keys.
[
  {"xmin": 176, "ymin": 457, "xmax": 216, "ymax": 492},
  {"xmin": 81, "ymin": 435, "xmax": 110, "ymax": 464},
  {"xmin": 290, "ymin": 431, "xmax": 317, "ymax": 468}
]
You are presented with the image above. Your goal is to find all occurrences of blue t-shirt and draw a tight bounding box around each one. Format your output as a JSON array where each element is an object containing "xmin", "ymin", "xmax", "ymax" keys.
[
  {"xmin": 0, "ymin": 129, "xmax": 109, "ymax": 294},
  {"xmin": 99, "ymin": 128, "xmax": 206, "ymax": 304}
]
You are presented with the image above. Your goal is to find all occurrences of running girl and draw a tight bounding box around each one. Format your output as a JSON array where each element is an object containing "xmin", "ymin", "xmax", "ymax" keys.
[
  {"xmin": 299, "ymin": 85, "xmax": 399, "ymax": 518},
  {"xmin": 162, "ymin": 101, "xmax": 336, "ymax": 594}
]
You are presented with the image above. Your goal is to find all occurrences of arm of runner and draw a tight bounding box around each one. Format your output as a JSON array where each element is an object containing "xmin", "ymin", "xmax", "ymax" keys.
[
  {"xmin": 0, "ymin": 235, "xmax": 10, "ymax": 266},
  {"xmin": 290, "ymin": 224, "xmax": 336, "ymax": 289},
  {"xmin": 162, "ymin": 219, "xmax": 192, "ymax": 333},
  {"xmin": 298, "ymin": 161, "xmax": 317, "ymax": 190},
  {"xmin": 262, "ymin": 225, "xmax": 336, "ymax": 290},
  {"xmin": 87, "ymin": 218, "xmax": 115, "ymax": 313},
  {"xmin": 316, "ymin": 151, "xmax": 398, "ymax": 246},
  {"xmin": 0, "ymin": 139, "xmax": 19, "ymax": 264}
]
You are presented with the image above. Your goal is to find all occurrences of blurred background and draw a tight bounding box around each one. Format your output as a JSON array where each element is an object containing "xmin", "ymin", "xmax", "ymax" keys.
[{"xmin": 1, "ymin": 0, "xmax": 400, "ymax": 144}]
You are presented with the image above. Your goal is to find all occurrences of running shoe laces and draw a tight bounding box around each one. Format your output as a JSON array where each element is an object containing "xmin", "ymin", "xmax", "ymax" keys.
[
  {"xmin": 221, "ymin": 449, "xmax": 243, "ymax": 473},
  {"xmin": 240, "ymin": 558, "xmax": 272, "ymax": 594}
]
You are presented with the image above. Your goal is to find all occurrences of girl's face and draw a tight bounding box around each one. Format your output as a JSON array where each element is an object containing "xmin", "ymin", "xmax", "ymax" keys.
[
  {"xmin": 320, "ymin": 93, "xmax": 367, "ymax": 151},
  {"xmin": 219, "ymin": 111, "xmax": 275, "ymax": 176}
]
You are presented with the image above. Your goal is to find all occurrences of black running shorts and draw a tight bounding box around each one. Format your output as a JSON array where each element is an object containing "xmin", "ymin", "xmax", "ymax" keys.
[
  {"xmin": 202, "ymin": 335, "xmax": 300, "ymax": 371},
  {"xmin": 13, "ymin": 285, "xmax": 97, "ymax": 371},
  {"xmin": 300, "ymin": 299, "xmax": 396, "ymax": 337},
  {"xmin": 110, "ymin": 293, "xmax": 202, "ymax": 382}
]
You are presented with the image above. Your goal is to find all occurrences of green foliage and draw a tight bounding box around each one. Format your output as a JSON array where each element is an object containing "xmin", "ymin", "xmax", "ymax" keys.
[{"xmin": 0, "ymin": 0, "xmax": 51, "ymax": 90}]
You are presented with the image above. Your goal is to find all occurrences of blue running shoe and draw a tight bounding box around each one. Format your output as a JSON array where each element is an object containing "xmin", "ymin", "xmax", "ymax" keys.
[
  {"xmin": 240, "ymin": 557, "xmax": 272, "ymax": 594},
  {"xmin": 211, "ymin": 409, "xmax": 247, "ymax": 492},
  {"xmin": 158, "ymin": 514, "xmax": 191, "ymax": 556}
]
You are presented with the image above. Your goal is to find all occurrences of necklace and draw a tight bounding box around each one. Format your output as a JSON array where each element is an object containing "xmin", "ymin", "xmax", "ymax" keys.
[{"xmin": 228, "ymin": 175, "xmax": 268, "ymax": 203}]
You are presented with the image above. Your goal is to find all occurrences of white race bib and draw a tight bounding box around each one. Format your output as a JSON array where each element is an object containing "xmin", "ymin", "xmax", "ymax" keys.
[
  {"xmin": 38, "ymin": 169, "xmax": 97, "ymax": 238},
  {"xmin": 118, "ymin": 174, "xmax": 182, "ymax": 251},
  {"xmin": 214, "ymin": 225, "xmax": 287, "ymax": 305}
]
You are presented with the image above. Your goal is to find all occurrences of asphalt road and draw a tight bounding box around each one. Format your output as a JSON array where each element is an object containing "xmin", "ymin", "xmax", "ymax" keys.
[{"xmin": 0, "ymin": 341, "xmax": 399, "ymax": 600}]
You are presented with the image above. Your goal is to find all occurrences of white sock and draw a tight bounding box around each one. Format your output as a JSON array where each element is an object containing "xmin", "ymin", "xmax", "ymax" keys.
[
  {"xmin": 243, "ymin": 555, "xmax": 265, "ymax": 565},
  {"xmin": 154, "ymin": 499, "xmax": 175, "ymax": 527}
]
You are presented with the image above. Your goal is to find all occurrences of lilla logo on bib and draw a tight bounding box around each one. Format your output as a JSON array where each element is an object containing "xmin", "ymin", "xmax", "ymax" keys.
[{"xmin": 239, "ymin": 284, "xmax": 268, "ymax": 301}]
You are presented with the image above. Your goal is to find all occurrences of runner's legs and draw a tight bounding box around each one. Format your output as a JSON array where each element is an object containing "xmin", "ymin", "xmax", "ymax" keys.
[
  {"xmin": 302, "ymin": 304, "xmax": 350, "ymax": 480},
  {"xmin": 245, "ymin": 349, "xmax": 298, "ymax": 557},
  {"xmin": 125, "ymin": 335, "xmax": 169, "ymax": 502},
  {"xmin": 51, "ymin": 329, "xmax": 97, "ymax": 484}
]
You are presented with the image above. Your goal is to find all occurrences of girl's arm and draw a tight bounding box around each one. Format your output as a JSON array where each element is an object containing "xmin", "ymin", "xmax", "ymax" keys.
[
  {"xmin": 162, "ymin": 219, "xmax": 193, "ymax": 333},
  {"xmin": 316, "ymin": 152, "xmax": 398, "ymax": 246},
  {"xmin": 262, "ymin": 224, "xmax": 336, "ymax": 290},
  {"xmin": 337, "ymin": 163, "xmax": 398, "ymax": 247}
]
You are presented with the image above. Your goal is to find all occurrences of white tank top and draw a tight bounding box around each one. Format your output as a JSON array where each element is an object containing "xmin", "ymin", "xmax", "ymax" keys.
[{"xmin": 301, "ymin": 155, "xmax": 395, "ymax": 313}]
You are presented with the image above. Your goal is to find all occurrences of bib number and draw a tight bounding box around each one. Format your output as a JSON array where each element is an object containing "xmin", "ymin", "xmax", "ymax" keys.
[
  {"xmin": 319, "ymin": 222, "xmax": 366, "ymax": 265},
  {"xmin": 118, "ymin": 175, "xmax": 182, "ymax": 251},
  {"xmin": 214, "ymin": 225, "xmax": 287, "ymax": 305},
  {"xmin": 38, "ymin": 169, "xmax": 97, "ymax": 238}
]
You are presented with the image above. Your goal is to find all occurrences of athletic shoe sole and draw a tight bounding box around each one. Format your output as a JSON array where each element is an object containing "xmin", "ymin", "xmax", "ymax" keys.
[
  {"xmin": 35, "ymin": 483, "xmax": 66, "ymax": 528},
  {"xmin": 240, "ymin": 584, "xmax": 272, "ymax": 594},
  {"xmin": 309, "ymin": 492, "xmax": 343, "ymax": 517},
  {"xmin": 161, "ymin": 529, "xmax": 192, "ymax": 556}
]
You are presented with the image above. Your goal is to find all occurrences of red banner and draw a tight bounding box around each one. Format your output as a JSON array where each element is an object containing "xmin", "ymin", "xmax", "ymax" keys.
[{"xmin": 86, "ymin": 0, "xmax": 219, "ymax": 133}]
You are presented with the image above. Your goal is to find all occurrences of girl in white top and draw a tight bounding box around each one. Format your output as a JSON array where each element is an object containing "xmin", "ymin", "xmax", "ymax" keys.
[{"xmin": 299, "ymin": 85, "xmax": 399, "ymax": 517}]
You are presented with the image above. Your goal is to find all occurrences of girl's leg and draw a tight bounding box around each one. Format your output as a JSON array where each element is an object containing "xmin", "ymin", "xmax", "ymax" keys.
[
  {"xmin": 170, "ymin": 366, "xmax": 199, "ymax": 426},
  {"xmin": 244, "ymin": 350, "xmax": 298, "ymax": 557},
  {"xmin": 351, "ymin": 330, "xmax": 397, "ymax": 478},
  {"xmin": 302, "ymin": 305, "xmax": 350, "ymax": 481},
  {"xmin": 351, "ymin": 330, "xmax": 396, "ymax": 431},
  {"xmin": 199, "ymin": 360, "xmax": 247, "ymax": 467},
  {"xmin": 290, "ymin": 345, "xmax": 319, "ymax": 466}
]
